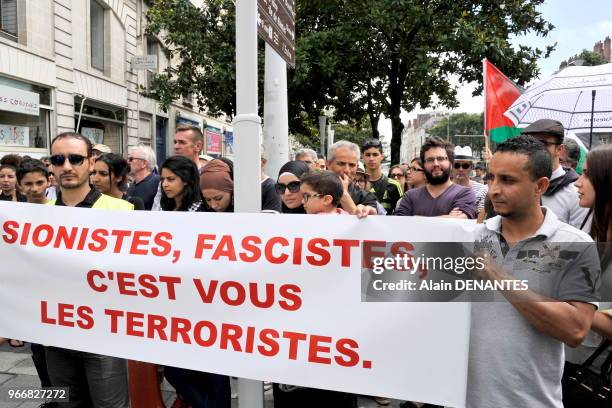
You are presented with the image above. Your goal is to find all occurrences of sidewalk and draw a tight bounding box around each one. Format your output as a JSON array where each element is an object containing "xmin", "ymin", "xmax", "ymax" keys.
[{"xmin": 0, "ymin": 343, "xmax": 402, "ymax": 407}]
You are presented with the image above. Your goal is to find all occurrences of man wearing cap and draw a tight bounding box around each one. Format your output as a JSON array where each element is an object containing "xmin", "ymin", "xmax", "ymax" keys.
[
  {"xmin": 521, "ymin": 119, "xmax": 589, "ymax": 228},
  {"xmin": 452, "ymin": 146, "xmax": 488, "ymax": 214},
  {"xmin": 92, "ymin": 143, "xmax": 112, "ymax": 159},
  {"xmin": 362, "ymin": 139, "xmax": 402, "ymax": 215}
]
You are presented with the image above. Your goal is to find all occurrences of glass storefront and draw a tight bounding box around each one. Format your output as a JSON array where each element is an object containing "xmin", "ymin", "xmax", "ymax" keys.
[{"xmin": 0, "ymin": 76, "xmax": 52, "ymax": 150}]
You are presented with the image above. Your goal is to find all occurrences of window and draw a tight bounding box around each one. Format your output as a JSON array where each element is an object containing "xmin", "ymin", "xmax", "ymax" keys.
[
  {"xmin": 0, "ymin": 0, "xmax": 17, "ymax": 38},
  {"xmin": 90, "ymin": 0, "xmax": 105, "ymax": 71}
]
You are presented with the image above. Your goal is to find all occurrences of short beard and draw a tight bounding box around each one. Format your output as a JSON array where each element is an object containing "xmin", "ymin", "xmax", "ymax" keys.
[{"xmin": 424, "ymin": 167, "xmax": 450, "ymax": 185}]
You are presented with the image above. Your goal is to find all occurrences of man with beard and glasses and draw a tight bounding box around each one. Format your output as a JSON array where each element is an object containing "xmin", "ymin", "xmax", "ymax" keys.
[{"xmin": 396, "ymin": 136, "xmax": 476, "ymax": 218}]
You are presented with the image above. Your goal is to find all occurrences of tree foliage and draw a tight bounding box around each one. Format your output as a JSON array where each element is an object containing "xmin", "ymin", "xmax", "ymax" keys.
[
  {"xmin": 295, "ymin": 0, "xmax": 555, "ymax": 164},
  {"xmin": 145, "ymin": 0, "xmax": 555, "ymax": 164},
  {"xmin": 560, "ymin": 49, "xmax": 609, "ymax": 69},
  {"xmin": 145, "ymin": 0, "xmax": 242, "ymax": 117}
]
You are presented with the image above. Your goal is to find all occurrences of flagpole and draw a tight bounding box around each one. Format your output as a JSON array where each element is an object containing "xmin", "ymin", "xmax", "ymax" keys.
[{"xmin": 482, "ymin": 58, "xmax": 490, "ymax": 163}]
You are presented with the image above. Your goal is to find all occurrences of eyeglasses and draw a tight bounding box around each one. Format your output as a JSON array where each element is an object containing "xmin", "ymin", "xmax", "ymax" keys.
[
  {"xmin": 454, "ymin": 163, "xmax": 472, "ymax": 170},
  {"xmin": 407, "ymin": 166, "xmax": 424, "ymax": 173},
  {"xmin": 275, "ymin": 181, "xmax": 301, "ymax": 194},
  {"xmin": 50, "ymin": 154, "xmax": 87, "ymax": 166},
  {"xmin": 390, "ymin": 172, "xmax": 404, "ymax": 179},
  {"xmin": 302, "ymin": 193, "xmax": 325, "ymax": 203},
  {"xmin": 128, "ymin": 157, "xmax": 145, "ymax": 162},
  {"xmin": 424, "ymin": 156, "xmax": 448, "ymax": 164}
]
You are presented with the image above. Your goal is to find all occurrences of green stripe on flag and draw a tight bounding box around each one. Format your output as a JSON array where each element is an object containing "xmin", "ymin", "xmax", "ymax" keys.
[
  {"xmin": 576, "ymin": 146, "xmax": 587, "ymax": 175},
  {"xmin": 489, "ymin": 126, "xmax": 523, "ymax": 143}
]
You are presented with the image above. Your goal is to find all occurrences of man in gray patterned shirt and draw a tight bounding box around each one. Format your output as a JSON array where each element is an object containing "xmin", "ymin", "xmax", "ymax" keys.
[{"xmin": 466, "ymin": 136, "xmax": 600, "ymax": 408}]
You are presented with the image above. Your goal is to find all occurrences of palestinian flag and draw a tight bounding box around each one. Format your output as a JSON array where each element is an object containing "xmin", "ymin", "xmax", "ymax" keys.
[{"xmin": 484, "ymin": 59, "xmax": 523, "ymax": 143}]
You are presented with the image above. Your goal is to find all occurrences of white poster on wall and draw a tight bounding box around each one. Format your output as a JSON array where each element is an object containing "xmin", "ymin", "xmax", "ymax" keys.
[
  {"xmin": 81, "ymin": 127, "xmax": 104, "ymax": 145},
  {"xmin": 0, "ymin": 124, "xmax": 29, "ymax": 147},
  {"xmin": 0, "ymin": 84, "xmax": 40, "ymax": 116}
]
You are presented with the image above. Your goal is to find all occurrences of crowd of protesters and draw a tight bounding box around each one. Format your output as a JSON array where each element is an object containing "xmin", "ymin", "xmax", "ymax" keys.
[{"xmin": 0, "ymin": 118, "xmax": 610, "ymax": 408}]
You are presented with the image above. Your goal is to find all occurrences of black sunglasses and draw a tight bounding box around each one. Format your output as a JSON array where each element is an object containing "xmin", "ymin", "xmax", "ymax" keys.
[
  {"xmin": 275, "ymin": 181, "xmax": 301, "ymax": 194},
  {"xmin": 50, "ymin": 154, "xmax": 87, "ymax": 166},
  {"xmin": 454, "ymin": 163, "xmax": 471, "ymax": 170}
]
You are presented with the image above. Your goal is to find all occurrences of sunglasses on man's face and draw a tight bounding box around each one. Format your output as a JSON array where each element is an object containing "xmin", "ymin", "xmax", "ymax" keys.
[
  {"xmin": 275, "ymin": 181, "xmax": 301, "ymax": 194},
  {"xmin": 454, "ymin": 163, "xmax": 471, "ymax": 170},
  {"xmin": 50, "ymin": 154, "xmax": 87, "ymax": 166}
]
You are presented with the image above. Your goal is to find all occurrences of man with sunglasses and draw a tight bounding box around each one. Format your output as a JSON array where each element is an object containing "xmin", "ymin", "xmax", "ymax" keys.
[
  {"xmin": 126, "ymin": 145, "xmax": 159, "ymax": 210},
  {"xmin": 46, "ymin": 132, "xmax": 132, "ymax": 408},
  {"xmin": 362, "ymin": 139, "xmax": 402, "ymax": 215},
  {"xmin": 521, "ymin": 119, "xmax": 588, "ymax": 228},
  {"xmin": 452, "ymin": 146, "xmax": 488, "ymax": 215},
  {"xmin": 396, "ymin": 137, "xmax": 476, "ymax": 218}
]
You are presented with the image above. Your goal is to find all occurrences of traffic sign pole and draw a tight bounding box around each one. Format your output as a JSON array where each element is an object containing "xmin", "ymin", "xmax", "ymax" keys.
[
  {"xmin": 233, "ymin": 0, "xmax": 264, "ymax": 404},
  {"xmin": 263, "ymin": 43, "xmax": 289, "ymax": 181}
]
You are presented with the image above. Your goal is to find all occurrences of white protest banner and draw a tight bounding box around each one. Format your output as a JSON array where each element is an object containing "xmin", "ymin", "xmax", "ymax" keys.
[{"xmin": 0, "ymin": 203, "xmax": 472, "ymax": 407}]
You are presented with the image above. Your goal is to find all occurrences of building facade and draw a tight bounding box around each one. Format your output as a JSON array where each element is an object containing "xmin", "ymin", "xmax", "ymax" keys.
[
  {"xmin": 399, "ymin": 112, "xmax": 446, "ymax": 164},
  {"xmin": 0, "ymin": 0, "xmax": 231, "ymax": 161}
]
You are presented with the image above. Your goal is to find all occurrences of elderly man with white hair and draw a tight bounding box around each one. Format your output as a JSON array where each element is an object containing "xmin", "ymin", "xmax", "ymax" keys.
[
  {"xmin": 326, "ymin": 140, "xmax": 378, "ymax": 217},
  {"xmin": 126, "ymin": 145, "xmax": 159, "ymax": 210}
]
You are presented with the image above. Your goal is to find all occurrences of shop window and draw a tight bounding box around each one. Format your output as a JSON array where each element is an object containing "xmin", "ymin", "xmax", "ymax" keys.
[
  {"xmin": 90, "ymin": 0, "xmax": 105, "ymax": 72},
  {"xmin": 0, "ymin": 78, "xmax": 52, "ymax": 149},
  {"xmin": 75, "ymin": 99, "xmax": 125, "ymax": 154},
  {"xmin": 0, "ymin": 0, "xmax": 17, "ymax": 39},
  {"xmin": 0, "ymin": 110, "xmax": 50, "ymax": 149}
]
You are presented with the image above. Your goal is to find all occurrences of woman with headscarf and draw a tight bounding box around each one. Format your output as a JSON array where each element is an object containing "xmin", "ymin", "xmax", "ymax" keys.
[
  {"xmin": 200, "ymin": 159, "xmax": 234, "ymax": 212},
  {"xmin": 276, "ymin": 160, "xmax": 310, "ymax": 214}
]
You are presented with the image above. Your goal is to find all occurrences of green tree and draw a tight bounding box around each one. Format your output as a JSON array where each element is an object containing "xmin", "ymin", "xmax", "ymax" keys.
[
  {"xmin": 428, "ymin": 113, "xmax": 483, "ymax": 139},
  {"xmin": 145, "ymin": 0, "xmax": 245, "ymax": 117},
  {"xmin": 428, "ymin": 112, "xmax": 486, "ymax": 160},
  {"xmin": 560, "ymin": 49, "xmax": 608, "ymax": 69},
  {"xmin": 295, "ymin": 0, "xmax": 554, "ymax": 164}
]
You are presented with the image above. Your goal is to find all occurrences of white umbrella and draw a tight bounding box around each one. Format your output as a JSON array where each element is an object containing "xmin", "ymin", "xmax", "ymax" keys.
[{"xmin": 504, "ymin": 63, "xmax": 612, "ymax": 148}]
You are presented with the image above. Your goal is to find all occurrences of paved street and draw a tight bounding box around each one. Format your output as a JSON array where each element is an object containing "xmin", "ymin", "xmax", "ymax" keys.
[{"xmin": 0, "ymin": 343, "xmax": 404, "ymax": 408}]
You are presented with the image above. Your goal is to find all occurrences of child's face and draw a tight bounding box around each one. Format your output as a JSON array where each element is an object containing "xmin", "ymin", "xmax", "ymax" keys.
[{"xmin": 301, "ymin": 183, "xmax": 331, "ymax": 214}]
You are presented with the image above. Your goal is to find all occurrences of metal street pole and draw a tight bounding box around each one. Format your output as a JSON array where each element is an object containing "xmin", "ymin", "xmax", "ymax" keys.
[
  {"xmin": 319, "ymin": 115, "xmax": 327, "ymax": 157},
  {"xmin": 233, "ymin": 2, "xmax": 263, "ymax": 405},
  {"xmin": 263, "ymin": 43, "xmax": 289, "ymax": 180}
]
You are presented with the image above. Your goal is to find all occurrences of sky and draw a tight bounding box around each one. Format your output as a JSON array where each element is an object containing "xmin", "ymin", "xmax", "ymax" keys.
[{"xmin": 378, "ymin": 0, "xmax": 612, "ymax": 138}]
